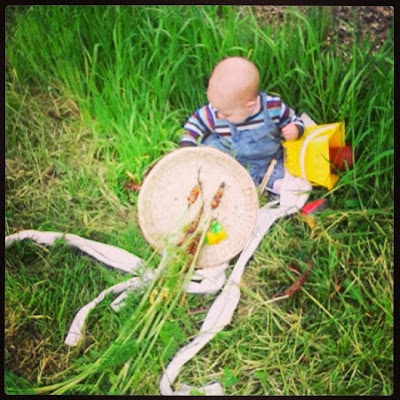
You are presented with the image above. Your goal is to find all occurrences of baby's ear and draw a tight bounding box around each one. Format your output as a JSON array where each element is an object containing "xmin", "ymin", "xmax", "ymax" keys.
[{"xmin": 246, "ymin": 98, "xmax": 258, "ymax": 111}]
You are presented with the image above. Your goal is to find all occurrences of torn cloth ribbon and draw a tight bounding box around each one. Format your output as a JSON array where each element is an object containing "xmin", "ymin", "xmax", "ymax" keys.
[
  {"xmin": 4, "ymin": 231, "xmax": 228, "ymax": 346},
  {"xmin": 4, "ymin": 172, "xmax": 310, "ymax": 396}
]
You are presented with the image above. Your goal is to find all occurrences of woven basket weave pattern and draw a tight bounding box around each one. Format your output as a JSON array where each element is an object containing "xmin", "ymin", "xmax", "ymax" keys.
[{"xmin": 138, "ymin": 147, "xmax": 258, "ymax": 268}]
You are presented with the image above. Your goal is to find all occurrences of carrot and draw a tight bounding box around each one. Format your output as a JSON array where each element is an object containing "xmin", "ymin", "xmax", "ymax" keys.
[
  {"xmin": 210, "ymin": 182, "xmax": 225, "ymax": 209},
  {"xmin": 188, "ymin": 184, "xmax": 201, "ymax": 205}
]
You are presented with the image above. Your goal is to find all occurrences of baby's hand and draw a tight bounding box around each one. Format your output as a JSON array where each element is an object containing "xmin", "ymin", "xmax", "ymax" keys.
[{"xmin": 281, "ymin": 123, "xmax": 299, "ymax": 141}]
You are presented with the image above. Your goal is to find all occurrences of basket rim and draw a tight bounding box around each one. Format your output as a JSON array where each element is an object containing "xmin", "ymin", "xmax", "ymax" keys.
[{"xmin": 137, "ymin": 147, "xmax": 259, "ymax": 268}]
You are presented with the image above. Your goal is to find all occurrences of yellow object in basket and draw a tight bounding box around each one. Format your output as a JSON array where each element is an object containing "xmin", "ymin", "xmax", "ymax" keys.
[
  {"xmin": 282, "ymin": 121, "xmax": 345, "ymax": 190},
  {"xmin": 205, "ymin": 221, "xmax": 227, "ymax": 245}
]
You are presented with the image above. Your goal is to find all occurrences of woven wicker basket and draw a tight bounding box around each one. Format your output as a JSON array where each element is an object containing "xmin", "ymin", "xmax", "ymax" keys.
[{"xmin": 137, "ymin": 147, "xmax": 258, "ymax": 268}]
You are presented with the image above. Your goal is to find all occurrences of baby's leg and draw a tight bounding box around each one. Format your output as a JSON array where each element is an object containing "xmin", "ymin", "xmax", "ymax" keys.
[
  {"xmin": 270, "ymin": 178, "xmax": 283, "ymax": 194},
  {"xmin": 266, "ymin": 160, "xmax": 285, "ymax": 194}
]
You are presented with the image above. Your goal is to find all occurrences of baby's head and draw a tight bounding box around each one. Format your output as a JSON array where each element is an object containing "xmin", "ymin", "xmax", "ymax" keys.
[{"xmin": 207, "ymin": 57, "xmax": 260, "ymax": 124}]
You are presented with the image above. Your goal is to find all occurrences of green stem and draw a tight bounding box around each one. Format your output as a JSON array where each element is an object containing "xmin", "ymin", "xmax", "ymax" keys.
[
  {"xmin": 117, "ymin": 217, "xmax": 212, "ymax": 394},
  {"xmin": 34, "ymin": 367, "xmax": 94, "ymax": 395}
]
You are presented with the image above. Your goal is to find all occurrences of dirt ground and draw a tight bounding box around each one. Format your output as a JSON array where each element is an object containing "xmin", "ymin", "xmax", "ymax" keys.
[{"xmin": 251, "ymin": 6, "xmax": 394, "ymax": 51}]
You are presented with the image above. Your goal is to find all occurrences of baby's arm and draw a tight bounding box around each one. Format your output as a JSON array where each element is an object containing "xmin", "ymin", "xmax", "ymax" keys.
[
  {"xmin": 281, "ymin": 123, "xmax": 300, "ymax": 140},
  {"xmin": 179, "ymin": 131, "xmax": 198, "ymax": 147},
  {"xmin": 178, "ymin": 104, "xmax": 215, "ymax": 148},
  {"xmin": 277, "ymin": 100, "xmax": 304, "ymax": 141}
]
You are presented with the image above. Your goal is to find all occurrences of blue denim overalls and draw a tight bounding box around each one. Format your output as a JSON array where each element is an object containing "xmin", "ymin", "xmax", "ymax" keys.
[{"xmin": 201, "ymin": 91, "xmax": 285, "ymax": 191}]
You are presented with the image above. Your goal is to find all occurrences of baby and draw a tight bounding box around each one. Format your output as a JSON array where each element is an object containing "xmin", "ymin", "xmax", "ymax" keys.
[{"xmin": 179, "ymin": 56, "xmax": 304, "ymax": 195}]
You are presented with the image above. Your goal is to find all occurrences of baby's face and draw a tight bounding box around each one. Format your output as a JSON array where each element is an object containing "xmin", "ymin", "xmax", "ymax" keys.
[
  {"xmin": 212, "ymin": 103, "xmax": 252, "ymax": 124},
  {"xmin": 208, "ymin": 91, "xmax": 256, "ymax": 124}
]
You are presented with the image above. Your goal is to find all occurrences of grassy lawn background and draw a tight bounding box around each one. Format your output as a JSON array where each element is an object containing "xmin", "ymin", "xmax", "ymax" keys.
[{"xmin": 5, "ymin": 5, "xmax": 393, "ymax": 395}]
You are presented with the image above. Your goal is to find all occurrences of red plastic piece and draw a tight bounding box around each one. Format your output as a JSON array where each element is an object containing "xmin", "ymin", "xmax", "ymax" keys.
[
  {"xmin": 329, "ymin": 145, "xmax": 354, "ymax": 171},
  {"xmin": 300, "ymin": 198, "xmax": 328, "ymax": 215}
]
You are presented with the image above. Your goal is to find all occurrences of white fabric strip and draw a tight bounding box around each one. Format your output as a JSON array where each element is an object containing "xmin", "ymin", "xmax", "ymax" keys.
[
  {"xmin": 5, "ymin": 230, "xmax": 143, "ymax": 274},
  {"xmin": 5, "ymin": 230, "xmax": 152, "ymax": 346},
  {"xmin": 185, "ymin": 263, "xmax": 230, "ymax": 294},
  {"xmin": 4, "ymin": 230, "xmax": 227, "ymax": 347},
  {"xmin": 65, "ymin": 275, "xmax": 152, "ymax": 346}
]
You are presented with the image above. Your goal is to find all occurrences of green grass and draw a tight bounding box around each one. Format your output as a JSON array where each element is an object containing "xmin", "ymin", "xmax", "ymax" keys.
[{"xmin": 5, "ymin": 5, "xmax": 393, "ymax": 396}]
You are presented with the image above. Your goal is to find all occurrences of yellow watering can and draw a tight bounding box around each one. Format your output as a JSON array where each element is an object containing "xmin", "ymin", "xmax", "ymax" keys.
[{"xmin": 282, "ymin": 115, "xmax": 352, "ymax": 190}]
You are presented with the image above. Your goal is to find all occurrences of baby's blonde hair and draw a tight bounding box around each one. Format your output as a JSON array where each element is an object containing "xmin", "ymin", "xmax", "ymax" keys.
[{"xmin": 207, "ymin": 57, "xmax": 260, "ymax": 103}]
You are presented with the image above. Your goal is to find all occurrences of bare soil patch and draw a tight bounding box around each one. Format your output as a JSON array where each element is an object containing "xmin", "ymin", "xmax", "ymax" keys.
[{"xmin": 251, "ymin": 6, "xmax": 394, "ymax": 51}]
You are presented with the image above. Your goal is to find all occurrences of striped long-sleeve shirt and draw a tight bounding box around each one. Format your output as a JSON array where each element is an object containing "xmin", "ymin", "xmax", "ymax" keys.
[{"xmin": 179, "ymin": 91, "xmax": 304, "ymax": 147}]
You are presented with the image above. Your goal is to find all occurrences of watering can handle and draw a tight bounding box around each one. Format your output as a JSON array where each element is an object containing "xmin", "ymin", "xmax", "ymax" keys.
[
  {"xmin": 258, "ymin": 158, "xmax": 277, "ymax": 195},
  {"xmin": 299, "ymin": 123, "xmax": 337, "ymax": 183}
]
